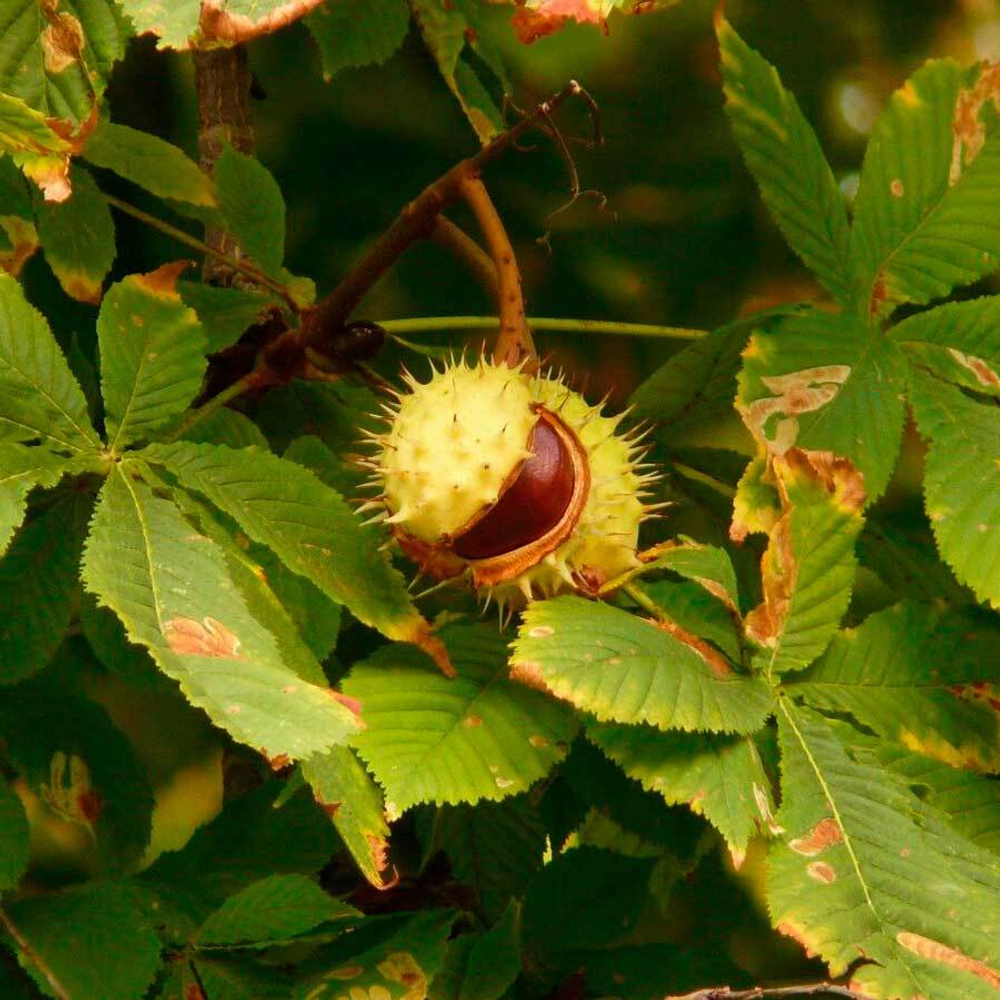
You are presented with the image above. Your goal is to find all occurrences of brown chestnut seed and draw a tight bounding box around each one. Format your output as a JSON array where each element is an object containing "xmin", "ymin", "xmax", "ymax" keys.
[{"xmin": 453, "ymin": 415, "xmax": 575, "ymax": 560}]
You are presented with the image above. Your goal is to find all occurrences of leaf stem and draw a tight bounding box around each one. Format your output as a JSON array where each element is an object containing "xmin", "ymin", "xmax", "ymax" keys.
[
  {"xmin": 103, "ymin": 193, "xmax": 298, "ymax": 310},
  {"xmin": 163, "ymin": 371, "xmax": 262, "ymax": 442},
  {"xmin": 621, "ymin": 581, "xmax": 667, "ymax": 621},
  {"xmin": 379, "ymin": 316, "xmax": 706, "ymax": 340},
  {"xmin": 0, "ymin": 907, "xmax": 71, "ymax": 1000},
  {"xmin": 668, "ymin": 985, "xmax": 872, "ymax": 1000}
]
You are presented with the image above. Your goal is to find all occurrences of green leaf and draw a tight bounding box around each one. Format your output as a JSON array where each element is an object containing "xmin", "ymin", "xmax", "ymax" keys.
[
  {"xmin": 891, "ymin": 295, "xmax": 1000, "ymax": 398},
  {"xmin": 521, "ymin": 847, "xmax": 655, "ymax": 955},
  {"xmin": 0, "ymin": 92, "xmax": 73, "ymax": 203},
  {"xmin": 0, "ymin": 778, "xmax": 29, "ymax": 894},
  {"xmin": 306, "ymin": 0, "xmax": 411, "ymax": 79},
  {"xmin": 649, "ymin": 540, "xmax": 740, "ymax": 613},
  {"xmin": 114, "ymin": 0, "xmax": 199, "ymax": 49},
  {"xmin": 139, "ymin": 440, "xmax": 440, "ymax": 657},
  {"xmin": 177, "ymin": 279, "xmax": 276, "ymax": 354},
  {"xmin": 5, "ymin": 882, "xmax": 161, "ymax": 1000},
  {"xmin": 295, "ymin": 909, "xmax": 456, "ymax": 1000},
  {"xmin": 427, "ymin": 797, "xmax": 546, "ymax": 920},
  {"xmin": 432, "ymin": 903, "xmax": 520, "ymax": 1000},
  {"xmin": 512, "ymin": 597, "xmax": 771, "ymax": 733},
  {"xmin": 98, "ymin": 268, "xmax": 207, "ymax": 451},
  {"xmin": 788, "ymin": 602, "xmax": 1000, "ymax": 772},
  {"xmin": 84, "ymin": 121, "xmax": 217, "ymax": 207},
  {"xmin": 0, "ymin": 492, "xmax": 90, "ymax": 685},
  {"xmin": 197, "ymin": 874, "xmax": 359, "ymax": 949},
  {"xmin": 345, "ymin": 624, "xmax": 578, "ymax": 814},
  {"xmin": 861, "ymin": 737, "xmax": 1000, "ymax": 855},
  {"xmin": 716, "ymin": 17, "xmax": 853, "ymax": 306},
  {"xmin": 0, "ymin": 272, "xmax": 99, "ymax": 451},
  {"xmin": 140, "ymin": 783, "xmax": 336, "ymax": 938},
  {"xmin": 0, "ymin": 0, "xmax": 130, "ymax": 123},
  {"xmin": 769, "ymin": 703, "xmax": 1000, "ymax": 1000},
  {"xmin": 181, "ymin": 409, "xmax": 269, "ymax": 450},
  {"xmin": 588, "ymin": 722, "xmax": 776, "ymax": 866},
  {"xmin": 737, "ymin": 309, "xmax": 907, "ymax": 502},
  {"xmin": 192, "ymin": 957, "xmax": 291, "ymax": 1000},
  {"xmin": 852, "ymin": 57, "xmax": 1000, "ymax": 317},
  {"xmin": 410, "ymin": 0, "xmax": 501, "ymax": 143},
  {"xmin": 301, "ymin": 746, "xmax": 394, "ymax": 889},
  {"xmin": 82, "ymin": 465, "xmax": 361, "ymax": 759},
  {"xmin": 908, "ymin": 367, "xmax": 1000, "ymax": 607},
  {"xmin": 0, "ymin": 156, "xmax": 33, "ymax": 220},
  {"xmin": 34, "ymin": 165, "xmax": 115, "ymax": 303},
  {"xmin": 0, "ymin": 686, "xmax": 154, "ymax": 871},
  {"xmin": 744, "ymin": 450, "xmax": 864, "ymax": 674},
  {"xmin": 0, "ymin": 443, "xmax": 79, "ymax": 556},
  {"xmin": 642, "ymin": 580, "xmax": 741, "ymax": 662},
  {"xmin": 215, "ymin": 145, "xmax": 285, "ymax": 278}
]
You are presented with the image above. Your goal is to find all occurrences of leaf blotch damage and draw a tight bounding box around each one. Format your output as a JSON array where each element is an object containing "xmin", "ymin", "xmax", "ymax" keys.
[
  {"xmin": 950, "ymin": 62, "xmax": 1000, "ymax": 183},
  {"xmin": 163, "ymin": 616, "xmax": 244, "ymax": 659},
  {"xmin": 743, "ymin": 365, "xmax": 851, "ymax": 455},
  {"xmin": 896, "ymin": 932, "xmax": 1000, "ymax": 989},
  {"xmin": 789, "ymin": 817, "xmax": 843, "ymax": 855},
  {"xmin": 41, "ymin": 6, "xmax": 85, "ymax": 74},
  {"xmin": 376, "ymin": 952, "xmax": 426, "ymax": 998},
  {"xmin": 134, "ymin": 260, "xmax": 192, "ymax": 298},
  {"xmin": 806, "ymin": 861, "xmax": 837, "ymax": 883},
  {"xmin": 650, "ymin": 617, "xmax": 732, "ymax": 678},
  {"xmin": 948, "ymin": 348, "xmax": 1000, "ymax": 390}
]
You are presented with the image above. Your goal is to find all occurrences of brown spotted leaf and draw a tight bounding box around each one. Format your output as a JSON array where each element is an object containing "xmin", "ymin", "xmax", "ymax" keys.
[
  {"xmin": 788, "ymin": 602, "xmax": 1000, "ymax": 772},
  {"xmin": 82, "ymin": 465, "xmax": 361, "ymax": 760},
  {"xmin": 769, "ymin": 704, "xmax": 1000, "ymax": 1000}
]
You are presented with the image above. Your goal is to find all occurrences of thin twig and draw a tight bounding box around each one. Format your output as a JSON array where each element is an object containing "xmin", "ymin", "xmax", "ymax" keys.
[
  {"xmin": 668, "ymin": 985, "xmax": 872, "ymax": 1000},
  {"xmin": 163, "ymin": 370, "xmax": 265, "ymax": 442},
  {"xmin": 621, "ymin": 581, "xmax": 666, "ymax": 621},
  {"xmin": 0, "ymin": 907, "xmax": 71, "ymax": 1000},
  {"xmin": 103, "ymin": 194, "xmax": 298, "ymax": 310},
  {"xmin": 299, "ymin": 81, "xmax": 588, "ymax": 352},
  {"xmin": 378, "ymin": 316, "xmax": 706, "ymax": 340}
]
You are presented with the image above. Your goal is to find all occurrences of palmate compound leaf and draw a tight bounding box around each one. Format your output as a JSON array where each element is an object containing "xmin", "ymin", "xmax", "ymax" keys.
[
  {"xmin": 787, "ymin": 601, "xmax": 1000, "ymax": 772},
  {"xmin": 301, "ymin": 746, "xmax": 394, "ymax": 890},
  {"xmin": 0, "ymin": 685, "xmax": 154, "ymax": 871},
  {"xmin": 343, "ymin": 624, "xmax": 578, "ymax": 815},
  {"xmin": 98, "ymin": 265, "xmax": 207, "ymax": 452},
  {"xmin": 0, "ymin": 272, "xmax": 99, "ymax": 452},
  {"xmin": 743, "ymin": 449, "xmax": 865, "ymax": 676},
  {"xmin": 907, "ymin": 366, "xmax": 1000, "ymax": 607},
  {"xmin": 294, "ymin": 909, "xmax": 456, "ymax": 1000},
  {"xmin": 511, "ymin": 596, "xmax": 772, "ymax": 734},
  {"xmin": 5, "ymin": 881, "xmax": 162, "ymax": 1000},
  {"xmin": 737, "ymin": 308, "xmax": 907, "ymax": 503},
  {"xmin": 587, "ymin": 722, "xmax": 777, "ymax": 868},
  {"xmin": 769, "ymin": 702, "xmax": 1000, "ymax": 1000},
  {"xmin": 196, "ymin": 874, "xmax": 359, "ymax": 949},
  {"xmin": 0, "ymin": 491, "xmax": 91, "ymax": 686},
  {"xmin": 890, "ymin": 295, "xmax": 1000, "ymax": 398},
  {"xmin": 139, "ymin": 440, "xmax": 448, "ymax": 667},
  {"xmin": 34, "ymin": 164, "xmax": 115, "ymax": 303},
  {"xmin": 81, "ymin": 464, "xmax": 361, "ymax": 760},
  {"xmin": 716, "ymin": 17, "xmax": 854, "ymax": 308},
  {"xmin": 306, "ymin": 0, "xmax": 411, "ymax": 80}
]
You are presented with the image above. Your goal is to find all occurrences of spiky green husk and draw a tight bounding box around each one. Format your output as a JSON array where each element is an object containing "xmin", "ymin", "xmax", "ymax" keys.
[{"xmin": 367, "ymin": 356, "xmax": 657, "ymax": 613}]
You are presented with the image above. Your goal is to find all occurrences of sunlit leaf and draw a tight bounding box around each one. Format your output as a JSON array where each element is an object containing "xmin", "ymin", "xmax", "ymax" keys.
[
  {"xmin": 789, "ymin": 602, "xmax": 1000, "ymax": 771},
  {"xmin": 717, "ymin": 16, "xmax": 854, "ymax": 307},
  {"xmin": 345, "ymin": 624, "xmax": 577, "ymax": 814},
  {"xmin": 115, "ymin": 0, "xmax": 199, "ymax": 49},
  {"xmin": 769, "ymin": 703, "xmax": 1000, "ymax": 1000},
  {"xmin": 0, "ymin": 443, "xmax": 81, "ymax": 556},
  {"xmin": 908, "ymin": 366, "xmax": 1000, "ymax": 608},
  {"xmin": 512, "ymin": 596, "xmax": 771, "ymax": 733},
  {"xmin": 0, "ymin": 92, "xmax": 76, "ymax": 203},
  {"xmin": 98, "ymin": 266, "xmax": 207, "ymax": 451},
  {"xmin": 82, "ymin": 465, "xmax": 361, "ymax": 759}
]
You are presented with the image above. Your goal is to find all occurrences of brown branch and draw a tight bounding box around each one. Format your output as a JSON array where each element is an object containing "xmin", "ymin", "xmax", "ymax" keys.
[
  {"xmin": 428, "ymin": 216, "xmax": 499, "ymax": 306},
  {"xmin": 458, "ymin": 175, "xmax": 533, "ymax": 369},
  {"xmin": 299, "ymin": 81, "xmax": 586, "ymax": 356},
  {"xmin": 193, "ymin": 44, "xmax": 255, "ymax": 285},
  {"xmin": 0, "ymin": 907, "xmax": 71, "ymax": 1000},
  {"xmin": 668, "ymin": 984, "xmax": 873, "ymax": 1000}
]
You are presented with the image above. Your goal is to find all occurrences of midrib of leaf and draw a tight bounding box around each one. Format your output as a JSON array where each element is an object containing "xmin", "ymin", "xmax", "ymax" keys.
[
  {"xmin": 117, "ymin": 465, "xmax": 166, "ymax": 635},
  {"xmin": 108, "ymin": 336, "xmax": 166, "ymax": 455},
  {"xmin": 777, "ymin": 698, "xmax": 924, "ymax": 995}
]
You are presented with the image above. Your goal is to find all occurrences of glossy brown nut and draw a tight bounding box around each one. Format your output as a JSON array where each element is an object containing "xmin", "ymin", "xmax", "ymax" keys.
[{"xmin": 453, "ymin": 416, "xmax": 575, "ymax": 560}]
